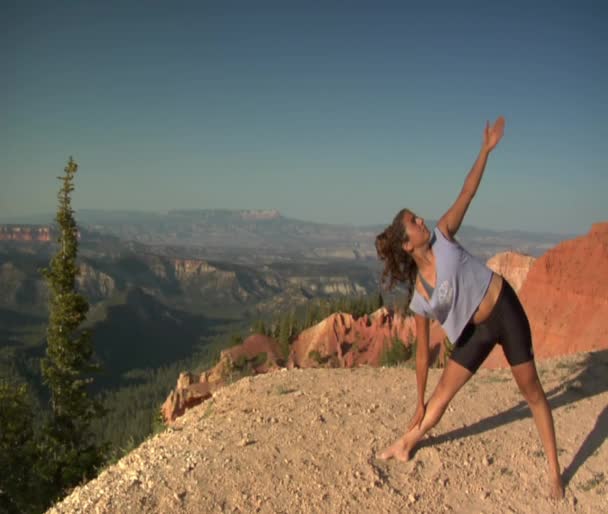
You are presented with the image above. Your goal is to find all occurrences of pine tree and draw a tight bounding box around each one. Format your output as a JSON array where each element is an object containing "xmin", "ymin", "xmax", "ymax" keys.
[
  {"xmin": 252, "ymin": 319, "xmax": 266, "ymax": 336},
  {"xmin": 39, "ymin": 157, "xmax": 105, "ymax": 496},
  {"xmin": 0, "ymin": 382, "xmax": 41, "ymax": 514},
  {"xmin": 277, "ymin": 315, "xmax": 291, "ymax": 359},
  {"xmin": 304, "ymin": 305, "xmax": 314, "ymax": 329}
]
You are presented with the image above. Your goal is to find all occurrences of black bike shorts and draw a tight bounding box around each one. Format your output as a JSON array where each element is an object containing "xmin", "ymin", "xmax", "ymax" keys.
[{"xmin": 450, "ymin": 279, "xmax": 534, "ymax": 373}]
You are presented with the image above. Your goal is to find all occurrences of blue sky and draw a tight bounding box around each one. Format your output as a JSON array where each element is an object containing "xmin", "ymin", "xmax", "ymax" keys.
[{"xmin": 1, "ymin": 1, "xmax": 606, "ymax": 234}]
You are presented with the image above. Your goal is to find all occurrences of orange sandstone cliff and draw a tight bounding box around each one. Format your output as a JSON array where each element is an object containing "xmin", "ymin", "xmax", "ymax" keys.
[{"xmin": 484, "ymin": 222, "xmax": 608, "ymax": 368}]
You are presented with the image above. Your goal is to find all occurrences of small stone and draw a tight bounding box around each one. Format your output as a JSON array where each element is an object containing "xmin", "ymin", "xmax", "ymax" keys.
[
  {"xmin": 480, "ymin": 491, "xmax": 489, "ymax": 500},
  {"xmin": 482, "ymin": 456, "xmax": 492, "ymax": 466},
  {"xmin": 173, "ymin": 491, "xmax": 186, "ymax": 502},
  {"xmin": 408, "ymin": 493, "xmax": 417, "ymax": 504}
]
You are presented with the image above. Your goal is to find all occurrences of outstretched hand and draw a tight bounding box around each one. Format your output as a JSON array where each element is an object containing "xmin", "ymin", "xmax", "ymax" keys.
[
  {"xmin": 407, "ymin": 402, "xmax": 426, "ymax": 431},
  {"xmin": 482, "ymin": 116, "xmax": 505, "ymax": 152}
]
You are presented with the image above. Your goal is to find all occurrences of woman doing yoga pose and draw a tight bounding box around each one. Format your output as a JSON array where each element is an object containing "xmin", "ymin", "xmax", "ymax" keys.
[{"xmin": 374, "ymin": 117, "xmax": 564, "ymax": 499}]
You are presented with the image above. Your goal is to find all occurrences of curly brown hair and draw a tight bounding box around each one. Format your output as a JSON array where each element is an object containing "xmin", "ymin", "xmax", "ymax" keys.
[{"xmin": 375, "ymin": 208, "xmax": 418, "ymax": 301}]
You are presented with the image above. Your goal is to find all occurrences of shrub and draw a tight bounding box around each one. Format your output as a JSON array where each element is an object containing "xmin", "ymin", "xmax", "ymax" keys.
[{"xmin": 380, "ymin": 337, "xmax": 413, "ymax": 367}]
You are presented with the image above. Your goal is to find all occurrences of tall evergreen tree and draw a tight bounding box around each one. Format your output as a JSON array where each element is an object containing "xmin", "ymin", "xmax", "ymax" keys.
[{"xmin": 39, "ymin": 157, "xmax": 105, "ymax": 496}]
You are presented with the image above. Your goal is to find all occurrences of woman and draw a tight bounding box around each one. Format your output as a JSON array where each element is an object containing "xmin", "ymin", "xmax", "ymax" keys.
[{"xmin": 374, "ymin": 117, "xmax": 564, "ymax": 499}]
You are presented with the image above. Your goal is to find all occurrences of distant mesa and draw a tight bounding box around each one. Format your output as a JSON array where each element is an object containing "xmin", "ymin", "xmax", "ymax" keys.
[
  {"xmin": 239, "ymin": 209, "xmax": 281, "ymax": 221},
  {"xmin": 166, "ymin": 208, "xmax": 282, "ymax": 221}
]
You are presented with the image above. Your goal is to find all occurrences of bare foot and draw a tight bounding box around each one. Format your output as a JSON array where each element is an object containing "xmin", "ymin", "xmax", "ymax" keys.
[
  {"xmin": 378, "ymin": 436, "xmax": 412, "ymax": 462},
  {"xmin": 549, "ymin": 475, "xmax": 565, "ymax": 499}
]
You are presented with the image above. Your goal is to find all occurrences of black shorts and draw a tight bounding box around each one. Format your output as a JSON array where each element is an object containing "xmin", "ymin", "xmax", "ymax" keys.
[{"xmin": 450, "ymin": 279, "xmax": 534, "ymax": 373}]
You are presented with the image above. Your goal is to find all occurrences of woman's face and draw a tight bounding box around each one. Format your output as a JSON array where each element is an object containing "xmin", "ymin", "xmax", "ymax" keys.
[{"xmin": 402, "ymin": 210, "xmax": 429, "ymax": 251}]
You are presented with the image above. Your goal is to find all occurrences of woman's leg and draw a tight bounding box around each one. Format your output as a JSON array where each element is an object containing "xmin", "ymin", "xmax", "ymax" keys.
[
  {"xmin": 510, "ymin": 360, "xmax": 564, "ymax": 498},
  {"xmin": 378, "ymin": 359, "xmax": 473, "ymax": 461},
  {"xmin": 496, "ymin": 281, "xmax": 564, "ymax": 498}
]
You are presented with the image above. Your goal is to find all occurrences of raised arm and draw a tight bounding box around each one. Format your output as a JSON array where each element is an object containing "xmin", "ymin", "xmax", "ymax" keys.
[{"xmin": 437, "ymin": 116, "xmax": 505, "ymax": 240}]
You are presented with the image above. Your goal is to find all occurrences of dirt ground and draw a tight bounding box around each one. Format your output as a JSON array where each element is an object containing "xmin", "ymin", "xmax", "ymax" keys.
[{"xmin": 48, "ymin": 350, "xmax": 608, "ymax": 514}]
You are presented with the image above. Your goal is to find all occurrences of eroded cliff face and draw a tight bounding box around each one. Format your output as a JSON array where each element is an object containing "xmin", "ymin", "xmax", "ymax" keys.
[
  {"xmin": 168, "ymin": 257, "xmax": 372, "ymax": 306},
  {"xmin": 0, "ymin": 225, "xmax": 52, "ymax": 242},
  {"xmin": 76, "ymin": 263, "xmax": 116, "ymax": 301},
  {"xmin": 161, "ymin": 334, "xmax": 283, "ymax": 422},
  {"xmin": 173, "ymin": 259, "xmax": 219, "ymax": 280},
  {"xmin": 483, "ymin": 222, "xmax": 608, "ymax": 368},
  {"xmin": 287, "ymin": 308, "xmax": 447, "ymax": 369}
]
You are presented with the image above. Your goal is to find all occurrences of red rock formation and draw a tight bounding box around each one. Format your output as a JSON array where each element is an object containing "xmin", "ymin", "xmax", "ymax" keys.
[
  {"xmin": 162, "ymin": 313, "xmax": 449, "ymax": 423},
  {"xmin": 483, "ymin": 222, "xmax": 608, "ymax": 369},
  {"xmin": 0, "ymin": 225, "xmax": 52, "ymax": 242},
  {"xmin": 161, "ymin": 372, "xmax": 214, "ymax": 423},
  {"xmin": 288, "ymin": 308, "xmax": 447, "ymax": 369},
  {"xmin": 486, "ymin": 251, "xmax": 536, "ymax": 293},
  {"xmin": 221, "ymin": 334, "xmax": 284, "ymax": 373},
  {"xmin": 162, "ymin": 335, "xmax": 283, "ymax": 423}
]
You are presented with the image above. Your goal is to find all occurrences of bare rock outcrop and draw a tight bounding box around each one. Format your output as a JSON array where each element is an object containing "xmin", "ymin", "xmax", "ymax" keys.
[
  {"xmin": 288, "ymin": 308, "xmax": 447, "ymax": 369},
  {"xmin": 76, "ymin": 263, "xmax": 116, "ymax": 300},
  {"xmin": 160, "ymin": 372, "xmax": 214, "ymax": 423},
  {"xmin": 486, "ymin": 251, "xmax": 536, "ymax": 292},
  {"xmin": 162, "ymin": 335, "xmax": 283, "ymax": 423}
]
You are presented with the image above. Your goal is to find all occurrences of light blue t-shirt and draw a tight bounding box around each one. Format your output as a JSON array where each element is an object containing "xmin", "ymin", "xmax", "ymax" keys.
[{"xmin": 409, "ymin": 226, "xmax": 493, "ymax": 343}]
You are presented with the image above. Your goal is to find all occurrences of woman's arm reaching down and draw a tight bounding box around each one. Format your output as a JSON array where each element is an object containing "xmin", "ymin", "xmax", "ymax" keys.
[
  {"xmin": 408, "ymin": 313, "xmax": 430, "ymax": 430},
  {"xmin": 438, "ymin": 116, "xmax": 505, "ymax": 240}
]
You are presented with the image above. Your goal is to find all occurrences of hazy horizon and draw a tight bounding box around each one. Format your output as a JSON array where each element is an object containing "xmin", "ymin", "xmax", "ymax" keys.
[
  {"xmin": 0, "ymin": 206, "xmax": 585, "ymax": 238},
  {"xmin": 2, "ymin": 1, "xmax": 606, "ymax": 235}
]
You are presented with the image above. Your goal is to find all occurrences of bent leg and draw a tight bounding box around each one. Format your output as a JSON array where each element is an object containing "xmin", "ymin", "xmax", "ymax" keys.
[
  {"xmin": 510, "ymin": 360, "xmax": 564, "ymax": 498},
  {"xmin": 379, "ymin": 359, "xmax": 473, "ymax": 461}
]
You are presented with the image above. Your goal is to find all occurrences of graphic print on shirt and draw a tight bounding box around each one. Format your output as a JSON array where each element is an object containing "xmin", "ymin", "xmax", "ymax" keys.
[{"xmin": 436, "ymin": 280, "xmax": 454, "ymax": 308}]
